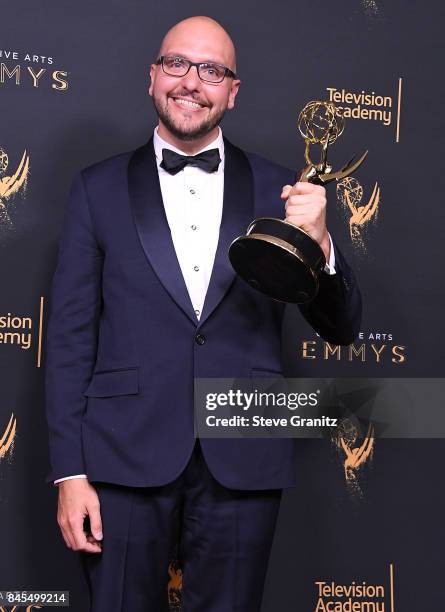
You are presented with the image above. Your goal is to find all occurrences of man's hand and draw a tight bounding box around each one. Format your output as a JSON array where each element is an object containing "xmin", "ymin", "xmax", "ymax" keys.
[
  {"xmin": 281, "ymin": 181, "xmax": 330, "ymax": 262},
  {"xmin": 57, "ymin": 478, "xmax": 103, "ymax": 553}
]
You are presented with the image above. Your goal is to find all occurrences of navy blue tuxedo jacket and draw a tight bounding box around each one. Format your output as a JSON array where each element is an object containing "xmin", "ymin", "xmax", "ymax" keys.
[{"xmin": 45, "ymin": 136, "xmax": 361, "ymax": 489}]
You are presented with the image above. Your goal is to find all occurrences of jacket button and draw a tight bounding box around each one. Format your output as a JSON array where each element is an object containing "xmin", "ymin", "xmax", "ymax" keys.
[{"xmin": 195, "ymin": 334, "xmax": 206, "ymax": 345}]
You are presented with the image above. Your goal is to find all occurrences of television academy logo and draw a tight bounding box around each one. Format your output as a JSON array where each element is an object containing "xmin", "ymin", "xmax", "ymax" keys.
[
  {"xmin": 0, "ymin": 299, "xmax": 46, "ymax": 369},
  {"xmin": 0, "ymin": 146, "xmax": 30, "ymax": 229},
  {"xmin": 336, "ymin": 176, "xmax": 381, "ymax": 251},
  {"xmin": 326, "ymin": 79, "xmax": 403, "ymax": 142},
  {"xmin": 314, "ymin": 564, "xmax": 395, "ymax": 612},
  {"xmin": 0, "ymin": 312, "xmax": 32, "ymax": 350}
]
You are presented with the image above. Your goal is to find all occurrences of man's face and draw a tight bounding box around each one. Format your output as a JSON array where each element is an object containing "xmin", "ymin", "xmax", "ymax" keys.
[{"xmin": 148, "ymin": 25, "xmax": 240, "ymax": 141}]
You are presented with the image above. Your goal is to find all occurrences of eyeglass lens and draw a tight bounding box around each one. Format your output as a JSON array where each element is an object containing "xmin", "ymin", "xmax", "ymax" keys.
[{"xmin": 162, "ymin": 56, "xmax": 226, "ymax": 82}]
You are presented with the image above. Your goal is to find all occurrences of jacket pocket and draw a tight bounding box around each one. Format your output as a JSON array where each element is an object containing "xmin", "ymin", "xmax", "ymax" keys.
[{"xmin": 83, "ymin": 367, "xmax": 139, "ymax": 397}]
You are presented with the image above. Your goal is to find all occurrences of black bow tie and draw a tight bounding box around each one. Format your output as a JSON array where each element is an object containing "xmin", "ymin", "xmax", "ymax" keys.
[{"xmin": 160, "ymin": 148, "xmax": 221, "ymax": 175}]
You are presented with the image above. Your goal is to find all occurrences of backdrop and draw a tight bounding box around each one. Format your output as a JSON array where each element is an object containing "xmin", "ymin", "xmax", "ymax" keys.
[{"xmin": 0, "ymin": 1, "xmax": 443, "ymax": 610}]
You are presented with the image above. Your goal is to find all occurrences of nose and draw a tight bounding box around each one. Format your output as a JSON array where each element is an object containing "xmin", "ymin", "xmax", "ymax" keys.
[{"xmin": 180, "ymin": 64, "xmax": 202, "ymax": 90}]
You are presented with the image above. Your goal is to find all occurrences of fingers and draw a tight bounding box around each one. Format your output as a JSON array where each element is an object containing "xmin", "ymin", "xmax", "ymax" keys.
[
  {"xmin": 281, "ymin": 182, "xmax": 326, "ymax": 203},
  {"xmin": 288, "ymin": 181, "xmax": 326, "ymax": 196},
  {"xmin": 70, "ymin": 515, "xmax": 102, "ymax": 554},
  {"xmin": 281, "ymin": 181, "xmax": 328, "ymax": 248},
  {"xmin": 59, "ymin": 511, "xmax": 102, "ymax": 553},
  {"xmin": 284, "ymin": 182, "xmax": 326, "ymax": 215},
  {"xmin": 57, "ymin": 480, "xmax": 103, "ymax": 554},
  {"xmin": 285, "ymin": 198, "xmax": 326, "ymax": 219},
  {"xmin": 281, "ymin": 181, "xmax": 326, "ymax": 199},
  {"xmin": 280, "ymin": 184, "xmax": 292, "ymax": 200},
  {"xmin": 88, "ymin": 499, "xmax": 103, "ymax": 542},
  {"xmin": 285, "ymin": 195, "xmax": 325, "ymax": 208}
]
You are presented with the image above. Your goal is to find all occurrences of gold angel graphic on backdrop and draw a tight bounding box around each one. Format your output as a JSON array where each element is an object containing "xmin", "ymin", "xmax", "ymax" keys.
[
  {"xmin": 0, "ymin": 148, "xmax": 30, "ymax": 226},
  {"xmin": 0, "ymin": 606, "xmax": 42, "ymax": 611},
  {"xmin": 336, "ymin": 177, "xmax": 380, "ymax": 250},
  {"xmin": 0, "ymin": 413, "xmax": 17, "ymax": 460},
  {"xmin": 340, "ymin": 422, "xmax": 374, "ymax": 482},
  {"xmin": 167, "ymin": 560, "xmax": 183, "ymax": 609},
  {"xmin": 332, "ymin": 419, "xmax": 374, "ymax": 497}
]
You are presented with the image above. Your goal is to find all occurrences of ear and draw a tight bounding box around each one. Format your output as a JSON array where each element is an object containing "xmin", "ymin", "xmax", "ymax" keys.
[
  {"xmin": 227, "ymin": 79, "xmax": 241, "ymax": 110},
  {"xmin": 148, "ymin": 63, "xmax": 156, "ymax": 96}
]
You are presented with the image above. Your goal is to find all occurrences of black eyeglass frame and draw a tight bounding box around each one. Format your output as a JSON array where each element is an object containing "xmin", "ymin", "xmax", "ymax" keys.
[{"xmin": 155, "ymin": 55, "xmax": 237, "ymax": 83}]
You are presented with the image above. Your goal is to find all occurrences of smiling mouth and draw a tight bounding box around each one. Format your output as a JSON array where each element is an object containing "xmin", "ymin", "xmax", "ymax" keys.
[{"xmin": 171, "ymin": 97, "xmax": 207, "ymax": 110}]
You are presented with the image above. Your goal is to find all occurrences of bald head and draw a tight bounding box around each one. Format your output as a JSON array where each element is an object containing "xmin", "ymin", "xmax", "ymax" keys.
[{"xmin": 158, "ymin": 16, "xmax": 237, "ymax": 73}]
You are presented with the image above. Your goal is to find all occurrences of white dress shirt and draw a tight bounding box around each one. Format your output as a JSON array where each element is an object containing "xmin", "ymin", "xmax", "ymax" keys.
[
  {"xmin": 154, "ymin": 126, "xmax": 225, "ymax": 319},
  {"xmin": 54, "ymin": 126, "xmax": 336, "ymax": 485}
]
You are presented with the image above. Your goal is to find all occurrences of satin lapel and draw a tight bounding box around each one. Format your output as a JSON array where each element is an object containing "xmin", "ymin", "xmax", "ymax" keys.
[
  {"xmin": 199, "ymin": 138, "xmax": 254, "ymax": 326},
  {"xmin": 128, "ymin": 138, "xmax": 197, "ymax": 324}
]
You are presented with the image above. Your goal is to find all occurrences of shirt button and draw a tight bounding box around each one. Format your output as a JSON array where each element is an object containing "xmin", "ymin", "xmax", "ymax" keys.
[
  {"xmin": 190, "ymin": 189, "xmax": 196, "ymax": 195},
  {"xmin": 195, "ymin": 334, "xmax": 206, "ymax": 345},
  {"xmin": 191, "ymin": 225, "xmax": 198, "ymax": 231},
  {"xmin": 195, "ymin": 309, "xmax": 200, "ymax": 316},
  {"xmin": 193, "ymin": 265, "xmax": 200, "ymax": 272}
]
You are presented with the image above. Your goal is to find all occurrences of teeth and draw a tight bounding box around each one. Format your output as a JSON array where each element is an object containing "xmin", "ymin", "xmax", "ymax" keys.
[{"xmin": 174, "ymin": 98, "xmax": 203, "ymax": 109}]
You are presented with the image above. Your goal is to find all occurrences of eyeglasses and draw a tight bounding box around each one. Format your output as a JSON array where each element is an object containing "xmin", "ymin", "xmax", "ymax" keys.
[{"xmin": 156, "ymin": 55, "xmax": 236, "ymax": 84}]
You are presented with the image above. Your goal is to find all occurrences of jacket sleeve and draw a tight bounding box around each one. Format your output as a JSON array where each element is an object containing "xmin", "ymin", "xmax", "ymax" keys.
[
  {"xmin": 298, "ymin": 238, "xmax": 362, "ymax": 346},
  {"xmin": 44, "ymin": 171, "xmax": 103, "ymax": 483}
]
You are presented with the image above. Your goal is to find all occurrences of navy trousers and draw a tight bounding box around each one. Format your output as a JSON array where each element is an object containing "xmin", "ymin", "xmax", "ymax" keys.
[{"xmin": 81, "ymin": 440, "xmax": 282, "ymax": 611}]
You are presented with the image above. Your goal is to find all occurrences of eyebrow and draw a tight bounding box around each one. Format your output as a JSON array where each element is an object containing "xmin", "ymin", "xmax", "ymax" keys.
[{"xmin": 162, "ymin": 53, "xmax": 226, "ymax": 65}]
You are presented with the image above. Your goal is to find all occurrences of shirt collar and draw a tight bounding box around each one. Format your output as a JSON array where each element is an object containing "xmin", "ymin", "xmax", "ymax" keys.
[{"xmin": 153, "ymin": 125, "xmax": 225, "ymax": 173}]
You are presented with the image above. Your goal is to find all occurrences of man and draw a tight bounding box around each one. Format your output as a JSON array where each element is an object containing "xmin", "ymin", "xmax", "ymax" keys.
[{"xmin": 45, "ymin": 15, "xmax": 361, "ymax": 612}]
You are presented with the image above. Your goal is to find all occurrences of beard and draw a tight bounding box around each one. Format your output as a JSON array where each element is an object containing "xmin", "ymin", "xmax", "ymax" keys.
[{"xmin": 152, "ymin": 93, "xmax": 227, "ymax": 142}]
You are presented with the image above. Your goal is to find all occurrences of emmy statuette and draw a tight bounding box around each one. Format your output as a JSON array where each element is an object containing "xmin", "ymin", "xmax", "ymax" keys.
[{"xmin": 228, "ymin": 100, "xmax": 368, "ymax": 303}]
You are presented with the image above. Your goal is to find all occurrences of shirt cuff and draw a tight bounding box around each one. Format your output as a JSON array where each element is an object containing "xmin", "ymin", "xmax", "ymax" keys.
[
  {"xmin": 323, "ymin": 233, "xmax": 336, "ymax": 275},
  {"xmin": 54, "ymin": 474, "xmax": 88, "ymax": 486}
]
